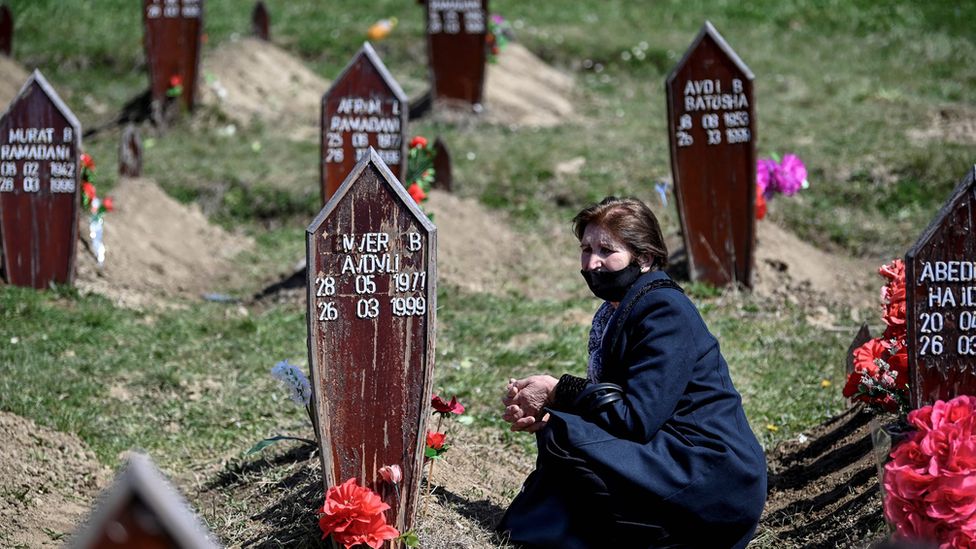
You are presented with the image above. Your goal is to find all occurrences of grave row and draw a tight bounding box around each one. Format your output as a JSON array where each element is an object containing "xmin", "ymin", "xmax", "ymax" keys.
[{"xmin": 0, "ymin": 8, "xmax": 974, "ymax": 545}]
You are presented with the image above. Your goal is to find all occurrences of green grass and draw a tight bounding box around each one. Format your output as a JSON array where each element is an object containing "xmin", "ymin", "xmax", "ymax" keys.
[{"xmin": 1, "ymin": 0, "xmax": 974, "ymax": 525}]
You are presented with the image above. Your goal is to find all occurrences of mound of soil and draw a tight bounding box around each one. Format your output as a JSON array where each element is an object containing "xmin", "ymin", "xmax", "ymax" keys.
[
  {"xmin": 199, "ymin": 37, "xmax": 329, "ymax": 140},
  {"xmin": 759, "ymin": 405, "xmax": 889, "ymax": 547},
  {"xmin": 481, "ymin": 42, "xmax": 575, "ymax": 128},
  {"xmin": 0, "ymin": 55, "xmax": 29, "ymax": 109},
  {"xmin": 0, "ymin": 412, "xmax": 111, "ymax": 547},
  {"xmin": 75, "ymin": 177, "xmax": 253, "ymax": 309}
]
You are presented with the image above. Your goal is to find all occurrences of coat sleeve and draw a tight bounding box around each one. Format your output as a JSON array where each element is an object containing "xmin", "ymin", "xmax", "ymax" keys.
[{"xmin": 580, "ymin": 290, "xmax": 698, "ymax": 443}]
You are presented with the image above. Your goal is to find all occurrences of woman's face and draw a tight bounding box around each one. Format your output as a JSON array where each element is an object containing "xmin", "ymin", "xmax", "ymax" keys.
[{"xmin": 580, "ymin": 223, "xmax": 635, "ymax": 272}]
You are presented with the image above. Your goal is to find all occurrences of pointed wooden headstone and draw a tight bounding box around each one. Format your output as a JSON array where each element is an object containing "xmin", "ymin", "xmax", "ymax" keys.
[
  {"xmin": 432, "ymin": 136, "xmax": 452, "ymax": 192},
  {"xmin": 321, "ymin": 43, "xmax": 407, "ymax": 205},
  {"xmin": 69, "ymin": 453, "xmax": 219, "ymax": 549},
  {"xmin": 0, "ymin": 70, "xmax": 81, "ymax": 289},
  {"xmin": 666, "ymin": 21, "xmax": 756, "ymax": 288},
  {"xmin": 906, "ymin": 166, "xmax": 976, "ymax": 407},
  {"xmin": 307, "ymin": 149, "xmax": 436, "ymax": 533},
  {"xmin": 251, "ymin": 1, "xmax": 269, "ymax": 41},
  {"xmin": 118, "ymin": 124, "xmax": 142, "ymax": 178},
  {"xmin": 0, "ymin": 5, "xmax": 12, "ymax": 57},
  {"xmin": 425, "ymin": 0, "xmax": 488, "ymax": 106},
  {"xmin": 143, "ymin": 0, "xmax": 203, "ymax": 111}
]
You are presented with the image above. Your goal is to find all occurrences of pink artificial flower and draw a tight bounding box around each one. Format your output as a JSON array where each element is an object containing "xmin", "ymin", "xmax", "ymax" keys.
[
  {"xmin": 378, "ymin": 464, "xmax": 402, "ymax": 485},
  {"xmin": 756, "ymin": 158, "xmax": 776, "ymax": 197},
  {"xmin": 773, "ymin": 154, "xmax": 807, "ymax": 196}
]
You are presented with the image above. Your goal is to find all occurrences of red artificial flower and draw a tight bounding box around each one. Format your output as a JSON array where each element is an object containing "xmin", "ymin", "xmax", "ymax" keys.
[
  {"xmin": 407, "ymin": 182, "xmax": 427, "ymax": 204},
  {"xmin": 318, "ymin": 478, "xmax": 399, "ymax": 549},
  {"xmin": 81, "ymin": 153, "xmax": 95, "ymax": 170},
  {"xmin": 169, "ymin": 74, "xmax": 183, "ymax": 88},
  {"xmin": 378, "ymin": 464, "xmax": 401, "ymax": 485},
  {"xmin": 102, "ymin": 196, "xmax": 114, "ymax": 212},
  {"xmin": 755, "ymin": 184, "xmax": 767, "ymax": 220},
  {"xmin": 842, "ymin": 370, "xmax": 863, "ymax": 398},
  {"xmin": 409, "ymin": 135, "xmax": 428, "ymax": 149},
  {"xmin": 426, "ymin": 431, "xmax": 446, "ymax": 450},
  {"xmin": 431, "ymin": 395, "xmax": 465, "ymax": 415},
  {"xmin": 82, "ymin": 182, "xmax": 96, "ymax": 200},
  {"xmin": 852, "ymin": 338, "xmax": 887, "ymax": 379}
]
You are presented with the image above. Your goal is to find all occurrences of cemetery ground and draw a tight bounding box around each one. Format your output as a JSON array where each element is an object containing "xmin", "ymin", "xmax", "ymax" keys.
[{"xmin": 2, "ymin": 0, "xmax": 975, "ymax": 547}]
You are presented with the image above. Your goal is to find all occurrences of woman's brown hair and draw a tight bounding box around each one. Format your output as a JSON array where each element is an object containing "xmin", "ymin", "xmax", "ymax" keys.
[{"xmin": 572, "ymin": 196, "xmax": 668, "ymax": 269}]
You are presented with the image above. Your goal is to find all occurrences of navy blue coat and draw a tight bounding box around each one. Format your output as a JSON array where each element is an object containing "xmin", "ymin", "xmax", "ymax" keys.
[{"xmin": 499, "ymin": 271, "xmax": 767, "ymax": 548}]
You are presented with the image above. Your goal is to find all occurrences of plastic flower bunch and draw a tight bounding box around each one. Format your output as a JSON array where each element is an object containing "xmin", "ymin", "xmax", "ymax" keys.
[
  {"xmin": 80, "ymin": 153, "xmax": 113, "ymax": 220},
  {"xmin": 405, "ymin": 136, "xmax": 435, "ymax": 208},
  {"xmin": 167, "ymin": 74, "xmax": 184, "ymax": 98},
  {"xmin": 883, "ymin": 395, "xmax": 976, "ymax": 547},
  {"xmin": 754, "ymin": 153, "xmax": 809, "ymax": 220},
  {"xmin": 318, "ymin": 478, "xmax": 400, "ymax": 549},
  {"xmin": 842, "ymin": 259, "xmax": 910, "ymax": 414},
  {"xmin": 486, "ymin": 14, "xmax": 511, "ymax": 63}
]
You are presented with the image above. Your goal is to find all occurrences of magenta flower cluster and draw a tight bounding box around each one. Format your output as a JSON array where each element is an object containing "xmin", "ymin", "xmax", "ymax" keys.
[{"xmin": 756, "ymin": 153, "xmax": 808, "ymax": 198}]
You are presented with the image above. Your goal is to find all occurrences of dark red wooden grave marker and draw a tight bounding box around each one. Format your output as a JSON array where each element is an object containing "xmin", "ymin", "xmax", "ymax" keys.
[
  {"xmin": 143, "ymin": 0, "xmax": 203, "ymax": 111},
  {"xmin": 251, "ymin": 1, "xmax": 269, "ymax": 41},
  {"xmin": 0, "ymin": 5, "xmax": 12, "ymax": 57},
  {"xmin": 307, "ymin": 149, "xmax": 436, "ymax": 533},
  {"xmin": 906, "ymin": 166, "xmax": 976, "ymax": 407},
  {"xmin": 425, "ymin": 0, "xmax": 488, "ymax": 106},
  {"xmin": 70, "ymin": 453, "xmax": 218, "ymax": 549},
  {"xmin": 0, "ymin": 70, "xmax": 81, "ymax": 289},
  {"xmin": 118, "ymin": 124, "xmax": 142, "ymax": 178},
  {"xmin": 432, "ymin": 136, "xmax": 452, "ymax": 192},
  {"xmin": 666, "ymin": 21, "xmax": 756, "ymax": 288},
  {"xmin": 321, "ymin": 43, "xmax": 407, "ymax": 205}
]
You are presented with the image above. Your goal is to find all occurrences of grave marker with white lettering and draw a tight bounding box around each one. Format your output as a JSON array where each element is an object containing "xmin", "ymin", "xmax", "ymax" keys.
[
  {"xmin": 69, "ymin": 453, "xmax": 219, "ymax": 549},
  {"xmin": 321, "ymin": 43, "xmax": 407, "ymax": 204},
  {"xmin": 0, "ymin": 5, "xmax": 12, "ymax": 57},
  {"xmin": 666, "ymin": 21, "xmax": 756, "ymax": 287},
  {"xmin": 251, "ymin": 1, "xmax": 269, "ymax": 41},
  {"xmin": 432, "ymin": 136, "xmax": 452, "ymax": 192},
  {"xmin": 0, "ymin": 70, "xmax": 81, "ymax": 289},
  {"xmin": 425, "ymin": 0, "xmax": 488, "ymax": 106},
  {"xmin": 906, "ymin": 166, "xmax": 976, "ymax": 407},
  {"xmin": 307, "ymin": 149, "xmax": 436, "ymax": 533},
  {"xmin": 119, "ymin": 124, "xmax": 142, "ymax": 178},
  {"xmin": 143, "ymin": 0, "xmax": 203, "ymax": 111}
]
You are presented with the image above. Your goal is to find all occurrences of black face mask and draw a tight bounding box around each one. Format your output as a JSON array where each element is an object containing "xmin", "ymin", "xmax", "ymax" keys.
[{"xmin": 580, "ymin": 263, "xmax": 643, "ymax": 302}]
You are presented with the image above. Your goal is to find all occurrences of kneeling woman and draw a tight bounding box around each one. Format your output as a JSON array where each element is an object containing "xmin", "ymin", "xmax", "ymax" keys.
[{"xmin": 498, "ymin": 196, "xmax": 766, "ymax": 548}]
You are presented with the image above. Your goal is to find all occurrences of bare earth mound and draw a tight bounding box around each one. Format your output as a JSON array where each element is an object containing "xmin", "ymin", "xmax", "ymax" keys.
[
  {"xmin": 0, "ymin": 55, "xmax": 29, "ymax": 108},
  {"xmin": 0, "ymin": 412, "xmax": 110, "ymax": 547},
  {"xmin": 75, "ymin": 177, "xmax": 253, "ymax": 309},
  {"xmin": 199, "ymin": 37, "xmax": 329, "ymax": 140}
]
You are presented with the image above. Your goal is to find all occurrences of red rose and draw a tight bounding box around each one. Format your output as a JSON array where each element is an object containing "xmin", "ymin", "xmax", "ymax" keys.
[
  {"xmin": 409, "ymin": 135, "xmax": 428, "ymax": 149},
  {"xmin": 407, "ymin": 182, "xmax": 427, "ymax": 204},
  {"xmin": 81, "ymin": 153, "xmax": 95, "ymax": 170},
  {"xmin": 102, "ymin": 197, "xmax": 114, "ymax": 212},
  {"xmin": 755, "ymin": 185, "xmax": 767, "ymax": 220},
  {"xmin": 426, "ymin": 431, "xmax": 446, "ymax": 450},
  {"xmin": 169, "ymin": 74, "xmax": 183, "ymax": 88},
  {"xmin": 82, "ymin": 182, "xmax": 96, "ymax": 200},
  {"xmin": 431, "ymin": 394, "xmax": 465, "ymax": 415},
  {"xmin": 318, "ymin": 478, "xmax": 398, "ymax": 549}
]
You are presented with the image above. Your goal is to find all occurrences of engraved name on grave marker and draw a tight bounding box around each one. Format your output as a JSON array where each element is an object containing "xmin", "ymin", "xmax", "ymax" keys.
[
  {"xmin": 321, "ymin": 43, "xmax": 407, "ymax": 204},
  {"xmin": 307, "ymin": 149, "xmax": 436, "ymax": 532},
  {"xmin": 0, "ymin": 70, "xmax": 81, "ymax": 289},
  {"xmin": 143, "ymin": 0, "xmax": 203, "ymax": 111},
  {"xmin": 906, "ymin": 166, "xmax": 976, "ymax": 407},
  {"xmin": 666, "ymin": 21, "xmax": 756, "ymax": 287},
  {"xmin": 426, "ymin": 0, "xmax": 488, "ymax": 106}
]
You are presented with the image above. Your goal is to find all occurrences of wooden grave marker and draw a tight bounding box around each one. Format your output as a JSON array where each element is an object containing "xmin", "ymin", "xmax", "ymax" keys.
[
  {"xmin": 307, "ymin": 149, "xmax": 436, "ymax": 533},
  {"xmin": 666, "ymin": 21, "xmax": 756, "ymax": 288},
  {"xmin": 143, "ymin": 0, "xmax": 203, "ymax": 112},
  {"xmin": 0, "ymin": 4, "xmax": 12, "ymax": 57},
  {"xmin": 118, "ymin": 124, "xmax": 142, "ymax": 178},
  {"xmin": 0, "ymin": 70, "xmax": 81, "ymax": 289},
  {"xmin": 321, "ymin": 42, "xmax": 407, "ymax": 204},
  {"xmin": 251, "ymin": 1, "xmax": 269, "ymax": 41},
  {"xmin": 70, "ymin": 453, "xmax": 219, "ymax": 549},
  {"xmin": 906, "ymin": 166, "xmax": 976, "ymax": 407},
  {"xmin": 425, "ymin": 0, "xmax": 488, "ymax": 106},
  {"xmin": 432, "ymin": 136, "xmax": 452, "ymax": 192}
]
